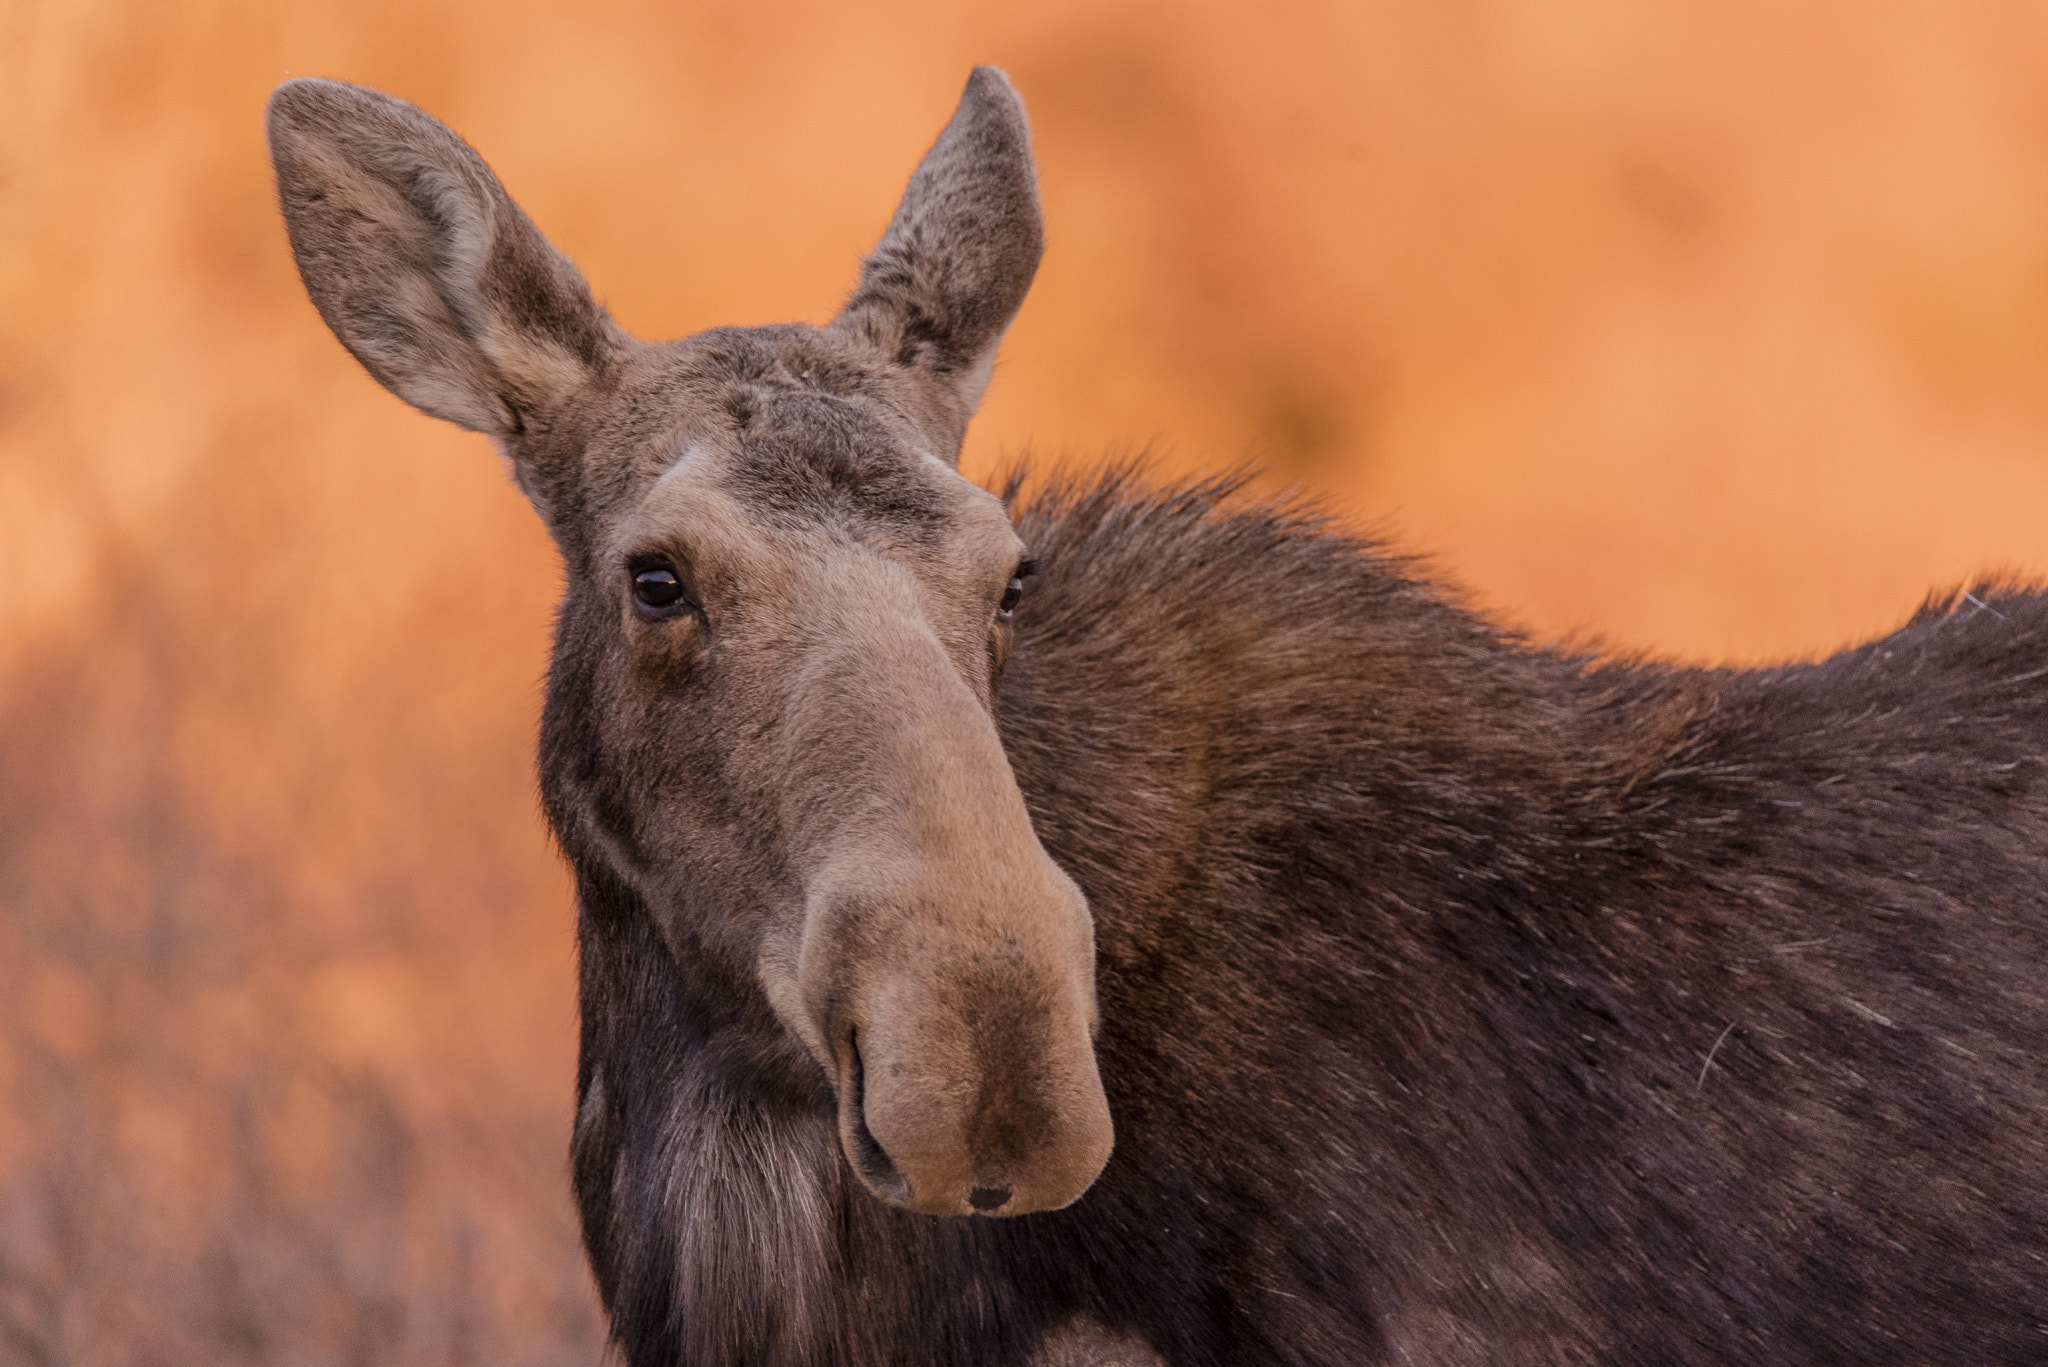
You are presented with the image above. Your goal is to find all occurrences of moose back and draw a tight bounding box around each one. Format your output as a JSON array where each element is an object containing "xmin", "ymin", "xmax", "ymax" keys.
[{"xmin": 268, "ymin": 68, "xmax": 2048, "ymax": 1367}]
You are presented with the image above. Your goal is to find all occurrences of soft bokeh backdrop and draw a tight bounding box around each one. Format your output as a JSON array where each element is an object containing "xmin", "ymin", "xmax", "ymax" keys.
[{"xmin": 8, "ymin": 1, "xmax": 2048, "ymax": 1361}]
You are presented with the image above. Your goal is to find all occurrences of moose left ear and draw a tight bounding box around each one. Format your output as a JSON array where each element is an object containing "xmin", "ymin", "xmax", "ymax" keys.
[{"xmin": 832, "ymin": 67, "xmax": 1043, "ymax": 461}]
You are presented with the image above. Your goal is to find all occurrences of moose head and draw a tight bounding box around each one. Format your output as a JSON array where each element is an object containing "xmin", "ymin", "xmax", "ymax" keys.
[{"xmin": 267, "ymin": 68, "xmax": 1113, "ymax": 1218}]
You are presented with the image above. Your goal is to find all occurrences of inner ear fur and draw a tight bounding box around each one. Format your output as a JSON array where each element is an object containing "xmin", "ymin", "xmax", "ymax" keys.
[
  {"xmin": 266, "ymin": 78, "xmax": 621, "ymax": 444},
  {"xmin": 833, "ymin": 66, "xmax": 1044, "ymax": 460}
]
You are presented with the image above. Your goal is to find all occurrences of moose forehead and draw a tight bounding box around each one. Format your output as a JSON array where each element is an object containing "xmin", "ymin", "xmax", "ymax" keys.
[{"xmin": 599, "ymin": 326, "xmax": 1021, "ymax": 584}]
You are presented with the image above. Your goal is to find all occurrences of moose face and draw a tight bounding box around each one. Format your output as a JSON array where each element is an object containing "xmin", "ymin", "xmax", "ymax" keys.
[{"xmin": 267, "ymin": 70, "xmax": 1114, "ymax": 1217}]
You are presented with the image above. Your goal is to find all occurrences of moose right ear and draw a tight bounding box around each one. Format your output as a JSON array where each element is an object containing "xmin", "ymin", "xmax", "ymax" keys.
[{"xmin": 266, "ymin": 78, "xmax": 621, "ymax": 448}]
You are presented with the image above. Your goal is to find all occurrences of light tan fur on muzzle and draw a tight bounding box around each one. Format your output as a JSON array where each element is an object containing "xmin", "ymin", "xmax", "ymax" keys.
[
  {"xmin": 753, "ymin": 551, "xmax": 1112, "ymax": 1216},
  {"xmin": 793, "ymin": 851, "xmax": 1110, "ymax": 1216}
]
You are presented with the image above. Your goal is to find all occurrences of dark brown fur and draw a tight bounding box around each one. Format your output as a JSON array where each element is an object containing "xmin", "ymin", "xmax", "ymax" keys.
[
  {"xmin": 561, "ymin": 466, "xmax": 2048, "ymax": 1364},
  {"xmin": 270, "ymin": 70, "xmax": 2048, "ymax": 1367}
]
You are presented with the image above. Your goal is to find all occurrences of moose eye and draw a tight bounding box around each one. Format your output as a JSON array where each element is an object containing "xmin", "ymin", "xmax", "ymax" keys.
[
  {"xmin": 632, "ymin": 566, "xmax": 687, "ymax": 613},
  {"xmin": 996, "ymin": 559, "xmax": 1036, "ymax": 623}
]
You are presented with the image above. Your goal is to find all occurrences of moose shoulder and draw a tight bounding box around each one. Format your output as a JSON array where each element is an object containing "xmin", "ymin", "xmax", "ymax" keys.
[{"xmin": 268, "ymin": 68, "xmax": 2048, "ymax": 1367}]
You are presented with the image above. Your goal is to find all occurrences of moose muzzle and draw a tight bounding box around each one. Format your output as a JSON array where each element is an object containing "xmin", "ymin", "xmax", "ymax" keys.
[
  {"xmin": 833, "ymin": 932, "xmax": 1112, "ymax": 1216},
  {"xmin": 760, "ymin": 601, "xmax": 1115, "ymax": 1216},
  {"xmin": 773, "ymin": 851, "xmax": 1112, "ymax": 1218}
]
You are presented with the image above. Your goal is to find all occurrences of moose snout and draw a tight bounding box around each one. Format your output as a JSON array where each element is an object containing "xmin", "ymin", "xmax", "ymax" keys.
[
  {"xmin": 764, "ymin": 686, "xmax": 1117, "ymax": 1217},
  {"xmin": 831, "ymin": 958, "xmax": 1113, "ymax": 1217}
]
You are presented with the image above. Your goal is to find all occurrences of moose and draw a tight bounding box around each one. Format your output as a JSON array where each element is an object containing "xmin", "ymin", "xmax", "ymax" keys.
[{"xmin": 268, "ymin": 68, "xmax": 2047, "ymax": 1366}]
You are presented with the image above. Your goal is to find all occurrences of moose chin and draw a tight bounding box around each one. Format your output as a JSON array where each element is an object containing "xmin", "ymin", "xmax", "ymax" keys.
[{"xmin": 271, "ymin": 66, "xmax": 2048, "ymax": 1367}]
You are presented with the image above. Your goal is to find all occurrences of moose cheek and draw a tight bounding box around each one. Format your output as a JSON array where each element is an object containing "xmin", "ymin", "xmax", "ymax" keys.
[{"xmin": 628, "ymin": 616, "xmax": 706, "ymax": 684}]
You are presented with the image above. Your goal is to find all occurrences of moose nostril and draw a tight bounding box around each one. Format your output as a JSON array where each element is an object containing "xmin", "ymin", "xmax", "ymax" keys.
[
  {"xmin": 968, "ymin": 1185, "xmax": 1012, "ymax": 1212},
  {"xmin": 844, "ymin": 1033, "xmax": 911, "ymax": 1203}
]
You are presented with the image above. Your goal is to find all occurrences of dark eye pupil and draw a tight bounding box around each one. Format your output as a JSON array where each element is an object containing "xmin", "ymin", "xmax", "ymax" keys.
[
  {"xmin": 633, "ymin": 568, "xmax": 684, "ymax": 608},
  {"xmin": 999, "ymin": 577, "xmax": 1024, "ymax": 615}
]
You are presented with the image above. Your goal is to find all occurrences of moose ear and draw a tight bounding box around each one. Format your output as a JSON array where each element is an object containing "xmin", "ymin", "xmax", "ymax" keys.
[
  {"xmin": 832, "ymin": 67, "xmax": 1043, "ymax": 459},
  {"xmin": 266, "ymin": 78, "xmax": 620, "ymax": 444}
]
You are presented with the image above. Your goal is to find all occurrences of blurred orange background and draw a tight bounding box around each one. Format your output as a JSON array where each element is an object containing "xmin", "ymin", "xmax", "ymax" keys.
[{"xmin": 8, "ymin": 1, "xmax": 2048, "ymax": 1360}]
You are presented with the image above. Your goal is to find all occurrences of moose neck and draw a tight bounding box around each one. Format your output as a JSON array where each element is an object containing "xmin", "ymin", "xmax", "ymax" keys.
[{"xmin": 994, "ymin": 472, "xmax": 1605, "ymax": 956}]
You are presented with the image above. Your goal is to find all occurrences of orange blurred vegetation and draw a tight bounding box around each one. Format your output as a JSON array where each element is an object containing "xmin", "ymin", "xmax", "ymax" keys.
[{"xmin": 7, "ymin": 1, "xmax": 2048, "ymax": 1360}]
